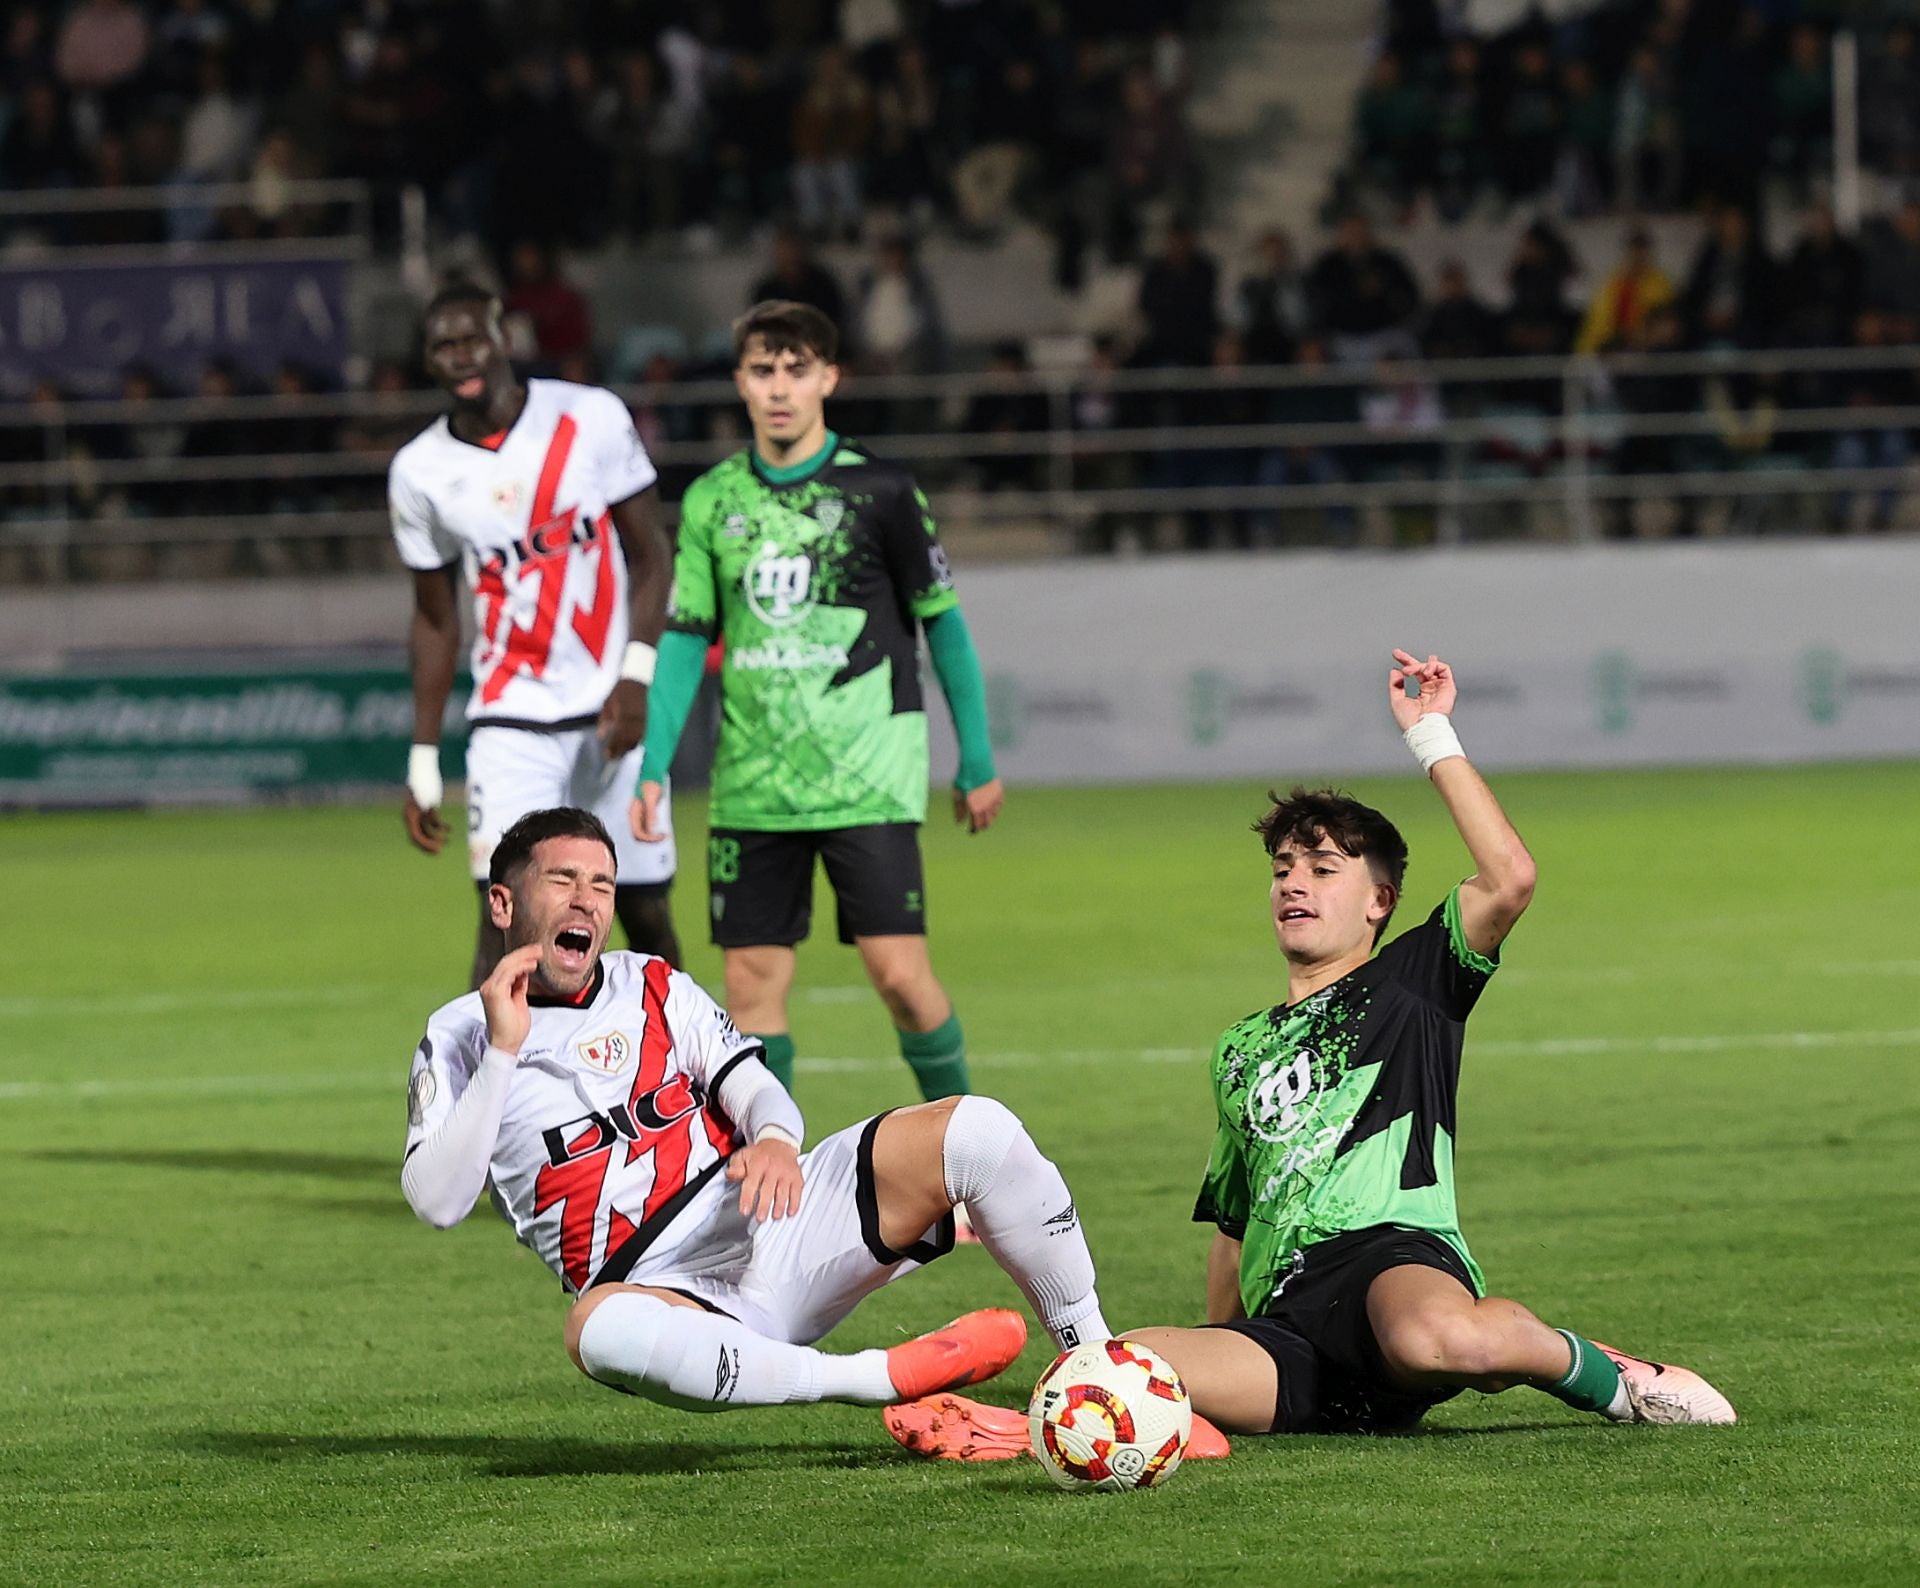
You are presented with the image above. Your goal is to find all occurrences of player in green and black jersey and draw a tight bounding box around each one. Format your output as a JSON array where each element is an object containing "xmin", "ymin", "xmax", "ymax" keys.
[
  {"xmin": 883, "ymin": 651, "xmax": 1736, "ymax": 1459},
  {"xmin": 630, "ymin": 300, "xmax": 1000, "ymax": 1105}
]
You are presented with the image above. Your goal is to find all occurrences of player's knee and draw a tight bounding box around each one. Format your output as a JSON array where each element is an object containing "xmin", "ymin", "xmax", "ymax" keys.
[
  {"xmin": 938, "ymin": 1094, "xmax": 1024, "ymax": 1204},
  {"xmin": 867, "ymin": 958, "xmax": 935, "ymax": 1019},
  {"xmin": 1376, "ymin": 1306, "xmax": 1498, "ymax": 1383},
  {"xmin": 564, "ymin": 1286, "xmax": 620, "ymax": 1374}
]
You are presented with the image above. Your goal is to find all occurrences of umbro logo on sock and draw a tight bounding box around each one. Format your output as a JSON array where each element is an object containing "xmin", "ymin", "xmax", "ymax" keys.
[
  {"xmin": 1042, "ymin": 1201, "xmax": 1078, "ymax": 1235},
  {"xmin": 715, "ymin": 1346, "xmax": 741, "ymax": 1402}
]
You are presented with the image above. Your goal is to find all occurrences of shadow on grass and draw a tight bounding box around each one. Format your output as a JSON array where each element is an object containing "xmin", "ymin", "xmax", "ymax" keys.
[
  {"xmin": 30, "ymin": 1148, "xmax": 390, "ymax": 1181},
  {"xmin": 189, "ymin": 1430, "xmax": 890, "ymax": 1478}
]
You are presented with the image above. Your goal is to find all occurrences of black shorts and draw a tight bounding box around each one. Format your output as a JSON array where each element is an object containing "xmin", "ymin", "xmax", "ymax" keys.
[
  {"xmin": 1207, "ymin": 1225, "xmax": 1474, "ymax": 1435},
  {"xmin": 706, "ymin": 824, "xmax": 926, "ymax": 948}
]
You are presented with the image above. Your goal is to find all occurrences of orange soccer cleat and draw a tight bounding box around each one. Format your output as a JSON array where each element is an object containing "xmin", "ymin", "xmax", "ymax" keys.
[
  {"xmin": 885, "ymin": 1309, "xmax": 1028, "ymax": 1402},
  {"xmin": 883, "ymin": 1393, "xmax": 1233, "ymax": 1462},
  {"xmin": 1591, "ymin": 1341, "xmax": 1738, "ymax": 1425}
]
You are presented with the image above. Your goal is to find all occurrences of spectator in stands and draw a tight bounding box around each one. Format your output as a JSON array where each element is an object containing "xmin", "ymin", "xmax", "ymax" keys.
[
  {"xmin": 54, "ymin": 0, "xmax": 148, "ymax": 104},
  {"xmin": 1607, "ymin": 300, "xmax": 1694, "ymax": 538},
  {"xmin": 1770, "ymin": 25, "xmax": 1831, "ymax": 196},
  {"xmin": 182, "ymin": 359, "xmax": 253, "ymax": 520},
  {"xmin": 1352, "ymin": 51, "xmax": 1431, "ymax": 217},
  {"xmin": 841, "ymin": 0, "xmax": 904, "ymax": 79},
  {"xmin": 1430, "ymin": 38, "xmax": 1487, "ymax": 223},
  {"xmin": 1613, "ymin": 40, "xmax": 1682, "ymax": 213},
  {"xmin": 709, "ymin": 55, "xmax": 790, "ymax": 239},
  {"xmin": 0, "ymin": 80, "xmax": 80, "ymax": 193},
  {"xmin": 1860, "ymin": 199, "xmax": 1920, "ymax": 345},
  {"xmin": 965, "ymin": 341, "xmax": 1047, "ymax": 493},
  {"xmin": 1256, "ymin": 337, "xmax": 1356, "ymax": 544},
  {"xmin": 2, "ymin": 7, "xmax": 53, "ymax": 103},
  {"xmin": 176, "ymin": 52, "xmax": 255, "ymax": 183},
  {"xmin": 953, "ymin": 52, "xmax": 1048, "ymax": 233},
  {"xmin": 1137, "ymin": 220, "xmax": 1220, "ymax": 369},
  {"xmin": 1680, "ymin": 205, "xmax": 1776, "ymax": 350},
  {"xmin": 1681, "ymin": 5, "xmax": 1768, "ymax": 208},
  {"xmin": 106, "ymin": 364, "xmax": 187, "ymax": 521},
  {"xmin": 791, "ymin": 44, "xmax": 873, "ymax": 242},
  {"xmin": 1105, "ymin": 62, "xmax": 1191, "ymax": 262},
  {"xmin": 1862, "ymin": 22, "xmax": 1920, "ymax": 180},
  {"xmin": 1496, "ymin": 39, "xmax": 1561, "ymax": 206},
  {"xmin": 1177, "ymin": 330, "xmax": 1267, "ymax": 549},
  {"xmin": 852, "ymin": 231, "xmax": 946, "ymax": 375},
  {"xmin": 1780, "ymin": 204, "xmax": 1862, "ymax": 351},
  {"xmin": 1421, "ymin": 259, "xmax": 1498, "ymax": 363},
  {"xmin": 502, "ymin": 240, "xmax": 593, "ymax": 363},
  {"xmin": 152, "ymin": 0, "xmax": 227, "ymax": 99},
  {"xmin": 1575, "ymin": 228, "xmax": 1674, "ymax": 355},
  {"xmin": 64, "ymin": 131, "xmax": 163, "ymax": 246},
  {"xmin": 750, "ymin": 229, "xmax": 849, "ymax": 335},
  {"xmin": 1499, "ymin": 222, "xmax": 1577, "ymax": 415},
  {"xmin": 277, "ymin": 41, "xmax": 341, "ymax": 188},
  {"xmin": 1555, "ymin": 59, "xmax": 1613, "ymax": 217},
  {"xmin": 1235, "ymin": 228, "xmax": 1311, "ymax": 365},
  {"xmin": 1068, "ymin": 336, "xmax": 1141, "ymax": 553},
  {"xmin": 1830, "ymin": 311, "xmax": 1914, "ymax": 532},
  {"xmin": 868, "ymin": 40, "xmax": 944, "ymax": 228},
  {"xmin": 1305, "ymin": 214, "xmax": 1421, "ymax": 365}
]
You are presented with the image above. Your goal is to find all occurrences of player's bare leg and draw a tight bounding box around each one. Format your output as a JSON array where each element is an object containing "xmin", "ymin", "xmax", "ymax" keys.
[
  {"xmin": 724, "ymin": 944, "xmax": 798, "ymax": 1089},
  {"xmin": 856, "ymin": 934, "xmax": 972, "ymax": 1106},
  {"xmin": 1367, "ymin": 1266, "xmax": 1735, "ymax": 1424},
  {"xmin": 613, "ymin": 884, "xmax": 681, "ymax": 966}
]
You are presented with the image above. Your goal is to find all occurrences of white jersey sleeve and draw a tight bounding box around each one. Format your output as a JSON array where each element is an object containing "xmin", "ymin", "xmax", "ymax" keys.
[
  {"xmin": 582, "ymin": 386, "xmax": 658, "ymax": 506},
  {"xmin": 401, "ymin": 1004, "xmax": 505, "ymax": 1227},
  {"xmin": 389, "ymin": 450, "xmax": 461, "ymax": 571}
]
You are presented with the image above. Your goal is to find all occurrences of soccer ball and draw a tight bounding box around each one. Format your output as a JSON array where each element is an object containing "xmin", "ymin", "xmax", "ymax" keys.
[{"xmin": 1027, "ymin": 1339, "xmax": 1192, "ymax": 1492}]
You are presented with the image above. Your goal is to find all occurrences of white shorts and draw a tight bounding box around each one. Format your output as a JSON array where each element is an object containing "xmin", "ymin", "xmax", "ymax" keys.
[
  {"xmin": 465, "ymin": 723, "xmax": 676, "ymax": 886},
  {"xmin": 622, "ymin": 1115, "xmax": 956, "ymax": 1345}
]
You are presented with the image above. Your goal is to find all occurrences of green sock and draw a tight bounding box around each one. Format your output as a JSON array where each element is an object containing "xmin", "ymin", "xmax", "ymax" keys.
[
  {"xmin": 753, "ymin": 1032, "xmax": 795, "ymax": 1093},
  {"xmin": 898, "ymin": 1013, "xmax": 970, "ymax": 1101},
  {"xmin": 1546, "ymin": 1329, "xmax": 1625, "ymax": 1415}
]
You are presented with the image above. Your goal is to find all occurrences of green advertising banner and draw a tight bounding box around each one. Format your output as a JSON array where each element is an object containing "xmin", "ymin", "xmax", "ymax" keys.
[{"xmin": 0, "ymin": 669, "xmax": 467, "ymax": 803}]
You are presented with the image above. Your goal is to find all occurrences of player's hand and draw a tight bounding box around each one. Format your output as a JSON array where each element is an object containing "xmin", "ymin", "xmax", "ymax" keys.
[
  {"xmin": 953, "ymin": 778, "xmax": 1004, "ymax": 834},
  {"xmin": 629, "ymin": 780, "xmax": 668, "ymax": 842},
  {"xmin": 403, "ymin": 791, "xmax": 450, "ymax": 854},
  {"xmin": 598, "ymin": 679, "xmax": 649, "ymax": 759},
  {"xmin": 726, "ymin": 1138, "xmax": 804, "ymax": 1222},
  {"xmin": 478, "ymin": 942, "xmax": 542, "ymax": 1057},
  {"xmin": 1389, "ymin": 649, "xmax": 1457, "ymax": 730}
]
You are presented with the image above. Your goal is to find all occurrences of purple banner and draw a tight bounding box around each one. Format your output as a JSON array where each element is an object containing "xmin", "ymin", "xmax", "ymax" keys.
[{"xmin": 0, "ymin": 254, "xmax": 349, "ymax": 397}]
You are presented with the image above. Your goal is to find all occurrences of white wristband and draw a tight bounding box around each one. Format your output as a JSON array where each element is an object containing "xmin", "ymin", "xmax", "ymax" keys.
[
  {"xmin": 406, "ymin": 743, "xmax": 444, "ymax": 811},
  {"xmin": 1403, "ymin": 713, "xmax": 1465, "ymax": 774},
  {"xmin": 754, "ymin": 1123, "xmax": 801, "ymax": 1150},
  {"xmin": 620, "ymin": 641, "xmax": 658, "ymax": 684}
]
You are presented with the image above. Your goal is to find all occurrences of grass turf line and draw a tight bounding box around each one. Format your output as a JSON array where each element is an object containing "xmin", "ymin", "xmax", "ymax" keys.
[{"xmin": 1, "ymin": 764, "xmax": 1917, "ymax": 1586}]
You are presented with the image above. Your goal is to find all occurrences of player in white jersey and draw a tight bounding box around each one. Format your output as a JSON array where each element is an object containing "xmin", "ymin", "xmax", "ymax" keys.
[
  {"xmin": 389, "ymin": 282, "xmax": 680, "ymax": 987},
  {"xmin": 402, "ymin": 805, "xmax": 1118, "ymax": 1420}
]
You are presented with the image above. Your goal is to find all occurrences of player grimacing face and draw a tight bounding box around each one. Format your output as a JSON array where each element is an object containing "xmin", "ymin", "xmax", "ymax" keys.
[
  {"xmin": 1268, "ymin": 837, "xmax": 1395, "ymax": 968},
  {"xmin": 735, "ymin": 338, "xmax": 839, "ymax": 453},
  {"xmin": 423, "ymin": 302, "xmax": 512, "ymax": 410},
  {"xmin": 488, "ymin": 835, "xmax": 617, "ymax": 997}
]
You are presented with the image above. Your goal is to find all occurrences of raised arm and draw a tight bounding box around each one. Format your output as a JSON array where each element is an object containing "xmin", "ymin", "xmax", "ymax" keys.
[
  {"xmin": 1388, "ymin": 648, "xmax": 1537, "ymax": 958},
  {"xmin": 403, "ymin": 564, "xmax": 461, "ymax": 855}
]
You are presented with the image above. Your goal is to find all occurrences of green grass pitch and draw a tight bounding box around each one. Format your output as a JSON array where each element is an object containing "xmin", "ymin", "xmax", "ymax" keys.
[{"xmin": 3, "ymin": 764, "xmax": 1917, "ymax": 1586}]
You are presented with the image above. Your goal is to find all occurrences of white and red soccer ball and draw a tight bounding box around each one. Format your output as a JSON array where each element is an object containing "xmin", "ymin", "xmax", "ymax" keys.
[{"xmin": 1027, "ymin": 1339, "xmax": 1192, "ymax": 1492}]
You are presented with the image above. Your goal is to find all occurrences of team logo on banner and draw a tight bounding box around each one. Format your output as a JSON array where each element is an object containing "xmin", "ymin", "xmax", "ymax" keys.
[{"xmin": 577, "ymin": 1030, "xmax": 634, "ymax": 1074}]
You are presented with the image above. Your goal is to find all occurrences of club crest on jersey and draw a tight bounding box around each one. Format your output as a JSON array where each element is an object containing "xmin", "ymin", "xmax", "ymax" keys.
[
  {"xmin": 492, "ymin": 480, "xmax": 524, "ymax": 515},
  {"xmin": 577, "ymin": 1030, "xmax": 634, "ymax": 1074},
  {"xmin": 813, "ymin": 499, "xmax": 844, "ymax": 535},
  {"xmin": 744, "ymin": 545, "xmax": 816, "ymax": 627}
]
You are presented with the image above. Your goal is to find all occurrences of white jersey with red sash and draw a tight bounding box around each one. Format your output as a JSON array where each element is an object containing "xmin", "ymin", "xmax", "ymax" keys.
[
  {"xmin": 405, "ymin": 952, "xmax": 758, "ymax": 1293},
  {"xmin": 388, "ymin": 379, "xmax": 658, "ymax": 726}
]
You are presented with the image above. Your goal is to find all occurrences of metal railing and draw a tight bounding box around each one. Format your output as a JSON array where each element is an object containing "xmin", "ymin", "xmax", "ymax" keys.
[
  {"xmin": 0, "ymin": 179, "xmax": 374, "ymax": 261},
  {"xmin": 1, "ymin": 342, "xmax": 1914, "ymax": 581}
]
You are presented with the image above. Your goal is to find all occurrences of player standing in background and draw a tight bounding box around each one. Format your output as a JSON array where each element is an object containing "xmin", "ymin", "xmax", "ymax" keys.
[
  {"xmin": 887, "ymin": 651, "xmax": 1735, "ymax": 1459},
  {"xmin": 401, "ymin": 806, "xmax": 1113, "ymax": 1417},
  {"xmin": 390, "ymin": 283, "xmax": 681, "ymax": 986},
  {"xmin": 630, "ymin": 301, "xmax": 1001, "ymax": 1106}
]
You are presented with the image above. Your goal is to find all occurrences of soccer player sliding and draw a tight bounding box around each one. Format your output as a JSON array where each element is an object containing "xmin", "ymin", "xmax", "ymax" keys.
[
  {"xmin": 887, "ymin": 651, "xmax": 1735, "ymax": 1459},
  {"xmin": 400, "ymin": 806, "xmax": 1138, "ymax": 1420}
]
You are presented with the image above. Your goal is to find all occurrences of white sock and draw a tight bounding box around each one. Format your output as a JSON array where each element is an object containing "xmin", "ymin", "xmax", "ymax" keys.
[
  {"xmin": 575, "ymin": 1293, "xmax": 896, "ymax": 1410},
  {"xmin": 942, "ymin": 1095, "xmax": 1110, "ymax": 1351}
]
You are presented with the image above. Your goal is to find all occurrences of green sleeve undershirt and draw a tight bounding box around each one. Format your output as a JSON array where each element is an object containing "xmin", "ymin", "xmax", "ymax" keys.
[
  {"xmin": 637, "ymin": 629, "xmax": 709, "ymax": 785},
  {"xmin": 924, "ymin": 606, "xmax": 996, "ymax": 791}
]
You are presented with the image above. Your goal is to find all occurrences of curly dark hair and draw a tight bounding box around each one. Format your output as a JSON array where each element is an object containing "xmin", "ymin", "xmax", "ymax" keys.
[
  {"xmin": 1253, "ymin": 786, "xmax": 1408, "ymax": 944},
  {"xmin": 733, "ymin": 299, "xmax": 839, "ymax": 363}
]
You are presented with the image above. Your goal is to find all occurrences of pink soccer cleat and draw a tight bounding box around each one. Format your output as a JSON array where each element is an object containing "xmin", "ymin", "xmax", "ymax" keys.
[
  {"xmin": 883, "ymin": 1393, "xmax": 1232, "ymax": 1461},
  {"xmin": 1591, "ymin": 1341, "xmax": 1737, "ymax": 1425},
  {"xmin": 885, "ymin": 1309, "xmax": 1028, "ymax": 1401}
]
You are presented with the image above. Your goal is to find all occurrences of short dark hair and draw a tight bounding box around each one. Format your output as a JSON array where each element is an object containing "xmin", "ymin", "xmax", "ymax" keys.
[
  {"xmin": 1253, "ymin": 786, "xmax": 1409, "ymax": 943},
  {"xmin": 422, "ymin": 280, "xmax": 499, "ymax": 333},
  {"xmin": 733, "ymin": 299, "xmax": 839, "ymax": 364},
  {"xmin": 488, "ymin": 807, "xmax": 616, "ymax": 887}
]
